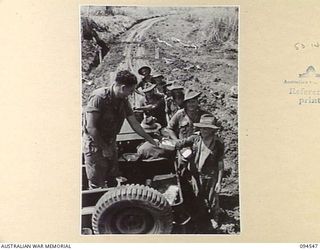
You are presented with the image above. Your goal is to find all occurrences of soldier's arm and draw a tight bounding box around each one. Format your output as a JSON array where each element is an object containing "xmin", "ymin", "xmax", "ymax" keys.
[
  {"xmin": 126, "ymin": 114, "xmax": 158, "ymax": 146},
  {"xmin": 165, "ymin": 99, "xmax": 171, "ymax": 123},
  {"xmin": 166, "ymin": 113, "xmax": 171, "ymax": 125},
  {"xmin": 166, "ymin": 112, "xmax": 179, "ymax": 140},
  {"xmin": 215, "ymin": 141, "xmax": 225, "ymax": 193},
  {"xmin": 215, "ymin": 160, "xmax": 224, "ymax": 193},
  {"xmin": 86, "ymin": 112, "xmax": 107, "ymax": 148},
  {"xmin": 167, "ymin": 128, "xmax": 178, "ymax": 140},
  {"xmin": 174, "ymin": 135, "xmax": 197, "ymax": 150},
  {"xmin": 136, "ymin": 97, "xmax": 165, "ymax": 111},
  {"xmin": 134, "ymin": 104, "xmax": 154, "ymax": 111},
  {"xmin": 152, "ymin": 97, "xmax": 165, "ymax": 109},
  {"xmin": 135, "ymin": 79, "xmax": 144, "ymax": 89}
]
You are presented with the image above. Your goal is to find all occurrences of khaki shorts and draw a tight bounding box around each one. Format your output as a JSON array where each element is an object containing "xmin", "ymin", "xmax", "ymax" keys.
[{"xmin": 83, "ymin": 140, "xmax": 120, "ymax": 189}]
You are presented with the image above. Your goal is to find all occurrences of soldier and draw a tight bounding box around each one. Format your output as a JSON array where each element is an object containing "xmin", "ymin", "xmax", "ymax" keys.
[
  {"xmin": 152, "ymin": 74, "xmax": 166, "ymax": 95},
  {"xmin": 174, "ymin": 114, "xmax": 224, "ymax": 230},
  {"xmin": 136, "ymin": 66, "xmax": 167, "ymax": 95},
  {"xmin": 167, "ymin": 89, "xmax": 213, "ymax": 140},
  {"xmin": 165, "ymin": 84, "xmax": 185, "ymax": 122},
  {"xmin": 83, "ymin": 70, "xmax": 158, "ymax": 189},
  {"xmin": 135, "ymin": 82, "xmax": 167, "ymax": 128},
  {"xmin": 136, "ymin": 66, "xmax": 153, "ymax": 90},
  {"xmin": 166, "ymin": 89, "xmax": 216, "ymax": 230}
]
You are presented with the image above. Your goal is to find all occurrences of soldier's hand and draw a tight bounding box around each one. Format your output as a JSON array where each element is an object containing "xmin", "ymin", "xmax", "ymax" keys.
[{"xmin": 152, "ymin": 139, "xmax": 160, "ymax": 147}]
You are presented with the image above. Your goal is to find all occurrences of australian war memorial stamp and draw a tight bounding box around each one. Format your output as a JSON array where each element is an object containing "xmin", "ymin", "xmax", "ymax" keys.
[{"xmin": 283, "ymin": 66, "xmax": 320, "ymax": 105}]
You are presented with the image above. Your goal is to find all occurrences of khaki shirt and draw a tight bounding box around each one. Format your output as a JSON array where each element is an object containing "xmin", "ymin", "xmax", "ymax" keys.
[
  {"xmin": 167, "ymin": 108, "xmax": 212, "ymax": 139},
  {"xmin": 165, "ymin": 96, "xmax": 182, "ymax": 121},
  {"xmin": 83, "ymin": 85, "xmax": 133, "ymax": 144},
  {"xmin": 175, "ymin": 135, "xmax": 224, "ymax": 176},
  {"xmin": 139, "ymin": 93, "xmax": 167, "ymax": 127}
]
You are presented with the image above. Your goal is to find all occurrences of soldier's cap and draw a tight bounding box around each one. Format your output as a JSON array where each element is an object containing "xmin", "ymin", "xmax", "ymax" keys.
[
  {"xmin": 163, "ymin": 82, "xmax": 172, "ymax": 88},
  {"xmin": 138, "ymin": 66, "xmax": 152, "ymax": 75},
  {"xmin": 183, "ymin": 89, "xmax": 201, "ymax": 102},
  {"xmin": 152, "ymin": 74, "xmax": 164, "ymax": 79},
  {"xmin": 142, "ymin": 82, "xmax": 157, "ymax": 93},
  {"xmin": 167, "ymin": 84, "xmax": 184, "ymax": 91},
  {"xmin": 193, "ymin": 114, "xmax": 219, "ymax": 129},
  {"xmin": 162, "ymin": 80, "xmax": 173, "ymax": 88}
]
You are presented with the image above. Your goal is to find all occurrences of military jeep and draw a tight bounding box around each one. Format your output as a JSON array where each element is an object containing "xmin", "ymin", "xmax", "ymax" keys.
[{"xmin": 81, "ymin": 120, "xmax": 190, "ymax": 234}]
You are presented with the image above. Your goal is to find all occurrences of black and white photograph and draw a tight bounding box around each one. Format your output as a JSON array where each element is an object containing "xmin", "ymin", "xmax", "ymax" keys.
[{"xmin": 80, "ymin": 6, "xmax": 239, "ymax": 235}]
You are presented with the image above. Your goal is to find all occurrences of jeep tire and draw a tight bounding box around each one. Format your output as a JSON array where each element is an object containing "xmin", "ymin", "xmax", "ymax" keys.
[{"xmin": 92, "ymin": 184, "xmax": 173, "ymax": 234}]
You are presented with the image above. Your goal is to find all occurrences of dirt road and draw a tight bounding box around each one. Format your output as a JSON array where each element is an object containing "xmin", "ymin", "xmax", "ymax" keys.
[
  {"xmin": 82, "ymin": 16, "xmax": 165, "ymax": 103},
  {"xmin": 117, "ymin": 17, "xmax": 166, "ymax": 74},
  {"xmin": 115, "ymin": 16, "xmax": 166, "ymax": 106}
]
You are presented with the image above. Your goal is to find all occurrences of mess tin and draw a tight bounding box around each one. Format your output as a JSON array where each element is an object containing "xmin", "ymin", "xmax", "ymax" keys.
[{"xmin": 160, "ymin": 139, "xmax": 176, "ymax": 151}]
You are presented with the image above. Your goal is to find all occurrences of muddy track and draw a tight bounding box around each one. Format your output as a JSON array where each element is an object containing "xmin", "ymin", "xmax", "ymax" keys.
[{"xmin": 117, "ymin": 17, "xmax": 166, "ymax": 74}]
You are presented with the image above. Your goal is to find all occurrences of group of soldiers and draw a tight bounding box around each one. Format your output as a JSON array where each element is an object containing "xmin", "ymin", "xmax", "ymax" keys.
[{"xmin": 83, "ymin": 66, "xmax": 225, "ymax": 232}]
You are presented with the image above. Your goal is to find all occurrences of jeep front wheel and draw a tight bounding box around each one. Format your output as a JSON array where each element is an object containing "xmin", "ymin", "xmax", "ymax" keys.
[{"xmin": 92, "ymin": 184, "xmax": 173, "ymax": 234}]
